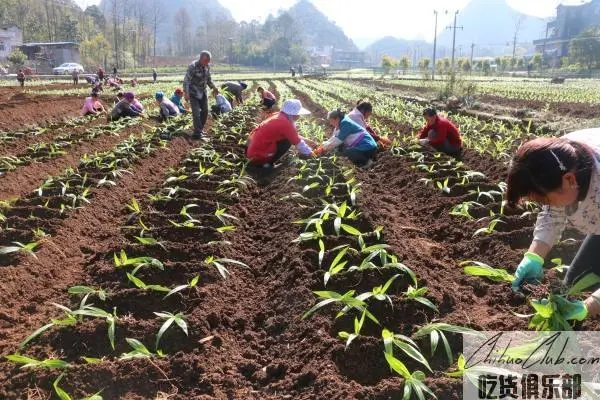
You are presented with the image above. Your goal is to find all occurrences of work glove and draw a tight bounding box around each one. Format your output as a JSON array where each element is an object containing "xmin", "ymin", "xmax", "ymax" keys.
[
  {"xmin": 554, "ymin": 296, "xmax": 588, "ymax": 321},
  {"xmin": 378, "ymin": 137, "xmax": 392, "ymax": 148},
  {"xmin": 312, "ymin": 146, "xmax": 326, "ymax": 158},
  {"xmin": 512, "ymin": 252, "xmax": 545, "ymax": 291}
]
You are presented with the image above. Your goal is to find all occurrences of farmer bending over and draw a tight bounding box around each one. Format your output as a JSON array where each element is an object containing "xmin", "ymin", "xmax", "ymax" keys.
[
  {"xmin": 211, "ymin": 89, "xmax": 232, "ymax": 118},
  {"xmin": 183, "ymin": 50, "xmax": 217, "ymax": 140},
  {"xmin": 313, "ymin": 109, "xmax": 378, "ymax": 168},
  {"xmin": 81, "ymin": 92, "xmax": 105, "ymax": 116},
  {"xmin": 110, "ymin": 92, "xmax": 143, "ymax": 121},
  {"xmin": 417, "ymin": 107, "xmax": 462, "ymax": 158},
  {"xmin": 171, "ymin": 88, "xmax": 188, "ymax": 114},
  {"xmin": 257, "ymin": 86, "xmax": 277, "ymax": 109},
  {"xmin": 155, "ymin": 91, "xmax": 180, "ymax": 121},
  {"xmin": 348, "ymin": 100, "xmax": 392, "ymax": 148},
  {"xmin": 245, "ymin": 99, "xmax": 316, "ymax": 168},
  {"xmin": 221, "ymin": 80, "xmax": 247, "ymax": 106},
  {"xmin": 508, "ymin": 129, "xmax": 600, "ymax": 322}
]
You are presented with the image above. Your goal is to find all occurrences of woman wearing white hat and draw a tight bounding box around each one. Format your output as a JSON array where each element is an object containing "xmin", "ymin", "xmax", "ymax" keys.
[{"xmin": 245, "ymin": 99, "xmax": 317, "ymax": 168}]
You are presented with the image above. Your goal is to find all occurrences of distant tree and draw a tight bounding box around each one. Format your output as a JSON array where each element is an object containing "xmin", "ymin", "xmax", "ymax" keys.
[
  {"xmin": 80, "ymin": 34, "xmax": 111, "ymax": 68},
  {"xmin": 462, "ymin": 59, "xmax": 471, "ymax": 74},
  {"xmin": 8, "ymin": 48, "xmax": 26, "ymax": 67},
  {"xmin": 560, "ymin": 56, "xmax": 571, "ymax": 68},
  {"xmin": 381, "ymin": 55, "xmax": 398, "ymax": 75},
  {"xmin": 419, "ymin": 58, "xmax": 430, "ymax": 71},
  {"xmin": 509, "ymin": 56, "xmax": 517, "ymax": 70},
  {"xmin": 532, "ymin": 53, "xmax": 543, "ymax": 71},
  {"xmin": 173, "ymin": 7, "xmax": 192, "ymax": 56},
  {"xmin": 442, "ymin": 58, "xmax": 451, "ymax": 73},
  {"xmin": 500, "ymin": 56, "xmax": 510, "ymax": 73},
  {"xmin": 570, "ymin": 27, "xmax": 600, "ymax": 70},
  {"xmin": 399, "ymin": 56, "xmax": 411, "ymax": 75},
  {"xmin": 482, "ymin": 59, "xmax": 491, "ymax": 76}
]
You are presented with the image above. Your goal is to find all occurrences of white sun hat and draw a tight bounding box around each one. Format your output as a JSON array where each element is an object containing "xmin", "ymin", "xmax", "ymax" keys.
[{"xmin": 281, "ymin": 99, "xmax": 311, "ymax": 116}]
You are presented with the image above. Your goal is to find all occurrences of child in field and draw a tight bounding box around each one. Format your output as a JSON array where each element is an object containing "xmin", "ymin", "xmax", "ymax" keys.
[
  {"xmin": 81, "ymin": 92, "xmax": 106, "ymax": 116},
  {"xmin": 257, "ymin": 86, "xmax": 277, "ymax": 109},
  {"xmin": 170, "ymin": 88, "xmax": 188, "ymax": 114}
]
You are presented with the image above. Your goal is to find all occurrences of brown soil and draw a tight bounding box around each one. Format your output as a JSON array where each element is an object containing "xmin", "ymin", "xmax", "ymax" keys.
[{"xmin": 0, "ymin": 83, "xmax": 596, "ymax": 400}]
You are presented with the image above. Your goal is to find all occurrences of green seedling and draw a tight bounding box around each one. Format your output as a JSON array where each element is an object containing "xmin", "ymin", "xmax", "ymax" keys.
[
  {"xmin": 134, "ymin": 236, "xmax": 167, "ymax": 250},
  {"xmin": 164, "ymin": 275, "xmax": 200, "ymax": 299},
  {"xmin": 302, "ymin": 290, "xmax": 379, "ymax": 324},
  {"xmin": 114, "ymin": 250, "xmax": 164, "ymax": 275},
  {"xmin": 383, "ymin": 328, "xmax": 432, "ymax": 372},
  {"xmin": 449, "ymin": 201, "xmax": 482, "ymax": 220},
  {"xmin": 461, "ymin": 261, "xmax": 514, "ymax": 283},
  {"xmin": 383, "ymin": 352, "xmax": 437, "ymax": 400},
  {"xmin": 353, "ymin": 274, "xmax": 401, "ymax": 308},
  {"xmin": 338, "ymin": 309, "xmax": 367, "ymax": 349},
  {"xmin": 551, "ymin": 258, "xmax": 569, "ymax": 273},
  {"xmin": 53, "ymin": 373, "xmax": 103, "ymax": 400},
  {"xmin": 5, "ymin": 354, "xmax": 70, "ymax": 369},
  {"xmin": 405, "ymin": 284, "xmax": 438, "ymax": 312},
  {"xmin": 324, "ymin": 246, "xmax": 350, "ymax": 286},
  {"xmin": 120, "ymin": 338, "xmax": 164, "ymax": 360},
  {"xmin": 436, "ymin": 177, "xmax": 451, "ymax": 194},
  {"xmin": 126, "ymin": 273, "xmax": 170, "ymax": 294},
  {"xmin": 193, "ymin": 162, "xmax": 215, "ymax": 180},
  {"xmin": 154, "ymin": 312, "xmax": 188, "ymax": 350},
  {"xmin": 473, "ymin": 218, "xmax": 504, "ymax": 236},
  {"xmin": 413, "ymin": 322, "xmax": 481, "ymax": 365},
  {"xmin": 71, "ymin": 305, "xmax": 117, "ymax": 350},
  {"xmin": 68, "ymin": 286, "xmax": 107, "ymax": 308},
  {"xmin": 446, "ymin": 354, "xmax": 467, "ymax": 378},
  {"xmin": 204, "ymin": 256, "xmax": 248, "ymax": 280},
  {"xmin": 0, "ymin": 241, "xmax": 40, "ymax": 259},
  {"xmin": 126, "ymin": 197, "xmax": 142, "ymax": 216}
]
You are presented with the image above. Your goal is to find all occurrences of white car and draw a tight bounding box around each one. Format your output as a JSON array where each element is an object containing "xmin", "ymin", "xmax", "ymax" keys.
[{"xmin": 53, "ymin": 63, "xmax": 84, "ymax": 75}]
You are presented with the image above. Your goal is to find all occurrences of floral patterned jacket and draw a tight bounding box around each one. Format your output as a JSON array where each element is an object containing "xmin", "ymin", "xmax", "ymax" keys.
[{"xmin": 534, "ymin": 128, "xmax": 600, "ymax": 245}]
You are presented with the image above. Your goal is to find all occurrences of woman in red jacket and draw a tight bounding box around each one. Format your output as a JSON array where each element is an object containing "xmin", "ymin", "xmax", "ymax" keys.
[{"xmin": 417, "ymin": 107, "xmax": 463, "ymax": 158}]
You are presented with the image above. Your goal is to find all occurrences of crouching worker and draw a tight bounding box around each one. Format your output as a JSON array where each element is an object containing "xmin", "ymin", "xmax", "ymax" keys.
[
  {"xmin": 110, "ymin": 92, "xmax": 143, "ymax": 121},
  {"xmin": 170, "ymin": 88, "xmax": 188, "ymax": 114},
  {"xmin": 245, "ymin": 99, "xmax": 315, "ymax": 168},
  {"xmin": 417, "ymin": 107, "xmax": 463, "ymax": 158},
  {"xmin": 507, "ymin": 129, "xmax": 600, "ymax": 323},
  {"xmin": 156, "ymin": 91, "xmax": 180, "ymax": 121},
  {"xmin": 211, "ymin": 89, "xmax": 233, "ymax": 118},
  {"xmin": 348, "ymin": 100, "xmax": 392, "ymax": 147},
  {"xmin": 81, "ymin": 92, "xmax": 106, "ymax": 116},
  {"xmin": 313, "ymin": 109, "xmax": 377, "ymax": 168},
  {"xmin": 257, "ymin": 86, "xmax": 277, "ymax": 109}
]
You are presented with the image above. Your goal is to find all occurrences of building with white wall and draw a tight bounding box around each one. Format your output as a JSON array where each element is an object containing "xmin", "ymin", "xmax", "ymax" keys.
[{"xmin": 0, "ymin": 26, "xmax": 23, "ymax": 60}]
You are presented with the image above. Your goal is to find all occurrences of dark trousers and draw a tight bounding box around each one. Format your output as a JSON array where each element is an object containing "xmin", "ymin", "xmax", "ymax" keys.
[
  {"xmin": 342, "ymin": 148, "xmax": 376, "ymax": 167},
  {"xmin": 564, "ymin": 235, "xmax": 600, "ymax": 285},
  {"xmin": 18, "ymin": 79, "xmax": 24, "ymax": 87},
  {"xmin": 211, "ymin": 105, "xmax": 222, "ymax": 118},
  {"xmin": 190, "ymin": 93, "xmax": 208, "ymax": 134},
  {"xmin": 262, "ymin": 98, "xmax": 276, "ymax": 108}
]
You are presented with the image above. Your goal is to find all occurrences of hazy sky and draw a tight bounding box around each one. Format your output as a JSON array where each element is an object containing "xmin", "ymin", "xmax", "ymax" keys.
[{"xmin": 74, "ymin": 0, "xmax": 588, "ymax": 45}]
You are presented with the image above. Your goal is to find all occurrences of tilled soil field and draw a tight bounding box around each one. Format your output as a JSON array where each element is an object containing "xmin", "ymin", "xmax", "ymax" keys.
[{"xmin": 0, "ymin": 79, "xmax": 595, "ymax": 399}]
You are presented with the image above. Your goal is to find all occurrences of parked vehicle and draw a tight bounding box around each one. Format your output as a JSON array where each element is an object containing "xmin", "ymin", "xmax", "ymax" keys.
[{"xmin": 52, "ymin": 63, "xmax": 84, "ymax": 75}]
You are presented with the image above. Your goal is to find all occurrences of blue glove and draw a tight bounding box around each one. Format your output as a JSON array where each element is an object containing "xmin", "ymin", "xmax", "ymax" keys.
[{"xmin": 512, "ymin": 252, "xmax": 545, "ymax": 291}]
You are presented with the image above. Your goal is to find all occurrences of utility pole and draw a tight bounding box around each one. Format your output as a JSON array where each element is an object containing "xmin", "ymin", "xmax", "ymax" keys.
[
  {"xmin": 470, "ymin": 43, "xmax": 475, "ymax": 75},
  {"xmin": 432, "ymin": 10, "xmax": 438, "ymax": 80},
  {"xmin": 512, "ymin": 16, "xmax": 524, "ymax": 61},
  {"xmin": 446, "ymin": 10, "xmax": 463, "ymax": 72},
  {"xmin": 541, "ymin": 22, "xmax": 550, "ymax": 72}
]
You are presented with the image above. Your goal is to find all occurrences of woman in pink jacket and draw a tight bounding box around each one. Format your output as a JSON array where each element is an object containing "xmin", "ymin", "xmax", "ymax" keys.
[{"xmin": 81, "ymin": 92, "xmax": 106, "ymax": 116}]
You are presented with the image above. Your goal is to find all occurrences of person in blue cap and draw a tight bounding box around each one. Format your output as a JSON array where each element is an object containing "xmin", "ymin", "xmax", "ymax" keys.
[{"xmin": 155, "ymin": 91, "xmax": 180, "ymax": 121}]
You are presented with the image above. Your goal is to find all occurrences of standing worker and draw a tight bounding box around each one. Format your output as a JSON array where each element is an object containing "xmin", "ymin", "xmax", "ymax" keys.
[
  {"xmin": 313, "ymin": 109, "xmax": 378, "ymax": 168},
  {"xmin": 245, "ymin": 99, "xmax": 315, "ymax": 168},
  {"xmin": 152, "ymin": 68, "xmax": 158, "ymax": 83},
  {"xmin": 113, "ymin": 65, "xmax": 118, "ymax": 76},
  {"xmin": 183, "ymin": 50, "xmax": 218, "ymax": 140},
  {"xmin": 417, "ymin": 107, "xmax": 463, "ymax": 158},
  {"xmin": 17, "ymin": 69, "xmax": 25, "ymax": 88},
  {"xmin": 220, "ymin": 80, "xmax": 247, "ymax": 107},
  {"xmin": 508, "ymin": 129, "xmax": 600, "ymax": 323},
  {"xmin": 72, "ymin": 70, "xmax": 80, "ymax": 86},
  {"xmin": 98, "ymin": 67, "xmax": 105, "ymax": 82}
]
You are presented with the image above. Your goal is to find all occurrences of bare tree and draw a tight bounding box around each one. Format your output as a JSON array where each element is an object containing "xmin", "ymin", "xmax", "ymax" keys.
[{"xmin": 150, "ymin": 0, "xmax": 164, "ymax": 66}]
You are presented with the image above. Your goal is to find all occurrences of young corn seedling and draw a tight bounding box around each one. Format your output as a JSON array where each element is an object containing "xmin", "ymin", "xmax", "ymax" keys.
[
  {"xmin": 460, "ymin": 261, "xmax": 514, "ymax": 283},
  {"xmin": 53, "ymin": 373, "xmax": 103, "ymax": 400},
  {"xmin": 324, "ymin": 246, "xmax": 350, "ymax": 286},
  {"xmin": 383, "ymin": 352, "xmax": 436, "ymax": 400},
  {"xmin": 164, "ymin": 275, "xmax": 200, "ymax": 299},
  {"xmin": 446, "ymin": 354, "xmax": 467, "ymax": 378},
  {"xmin": 126, "ymin": 273, "xmax": 170, "ymax": 294},
  {"xmin": 550, "ymin": 258, "xmax": 569, "ymax": 273},
  {"xmin": 435, "ymin": 177, "xmax": 451, "ymax": 194},
  {"xmin": 134, "ymin": 236, "xmax": 167, "ymax": 250},
  {"xmin": 126, "ymin": 197, "xmax": 142, "ymax": 217},
  {"xmin": 449, "ymin": 201, "xmax": 482, "ymax": 220},
  {"xmin": 473, "ymin": 218, "xmax": 504, "ymax": 237},
  {"xmin": 405, "ymin": 284, "xmax": 438, "ymax": 312},
  {"xmin": 193, "ymin": 162, "xmax": 215, "ymax": 180},
  {"xmin": 5, "ymin": 354, "xmax": 70, "ymax": 370},
  {"xmin": 519, "ymin": 273, "xmax": 600, "ymax": 331},
  {"xmin": 383, "ymin": 328, "xmax": 432, "ymax": 372},
  {"xmin": 302, "ymin": 290, "xmax": 379, "ymax": 325},
  {"xmin": 154, "ymin": 312, "xmax": 188, "ymax": 350},
  {"xmin": 71, "ymin": 305, "xmax": 118, "ymax": 350},
  {"xmin": 0, "ymin": 241, "xmax": 40, "ymax": 259},
  {"xmin": 214, "ymin": 204, "xmax": 238, "ymax": 233},
  {"xmin": 204, "ymin": 256, "xmax": 248, "ymax": 280},
  {"xmin": 120, "ymin": 338, "xmax": 164, "ymax": 360},
  {"xmin": 412, "ymin": 322, "xmax": 481, "ymax": 365},
  {"xmin": 352, "ymin": 274, "xmax": 401, "ymax": 308},
  {"xmin": 68, "ymin": 286, "xmax": 107, "ymax": 309},
  {"xmin": 114, "ymin": 250, "xmax": 164, "ymax": 275},
  {"xmin": 338, "ymin": 309, "xmax": 367, "ymax": 349}
]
